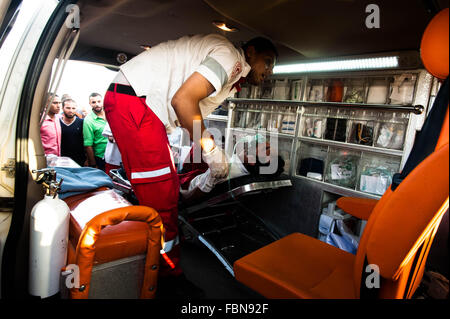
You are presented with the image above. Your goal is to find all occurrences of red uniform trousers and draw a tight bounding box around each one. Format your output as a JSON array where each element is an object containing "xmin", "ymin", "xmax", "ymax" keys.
[{"xmin": 103, "ymin": 84, "xmax": 182, "ymax": 277}]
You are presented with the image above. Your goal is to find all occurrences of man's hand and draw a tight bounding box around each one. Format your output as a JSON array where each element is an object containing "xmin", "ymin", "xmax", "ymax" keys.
[
  {"xmin": 85, "ymin": 146, "xmax": 97, "ymax": 167},
  {"xmin": 202, "ymin": 145, "xmax": 229, "ymax": 179}
]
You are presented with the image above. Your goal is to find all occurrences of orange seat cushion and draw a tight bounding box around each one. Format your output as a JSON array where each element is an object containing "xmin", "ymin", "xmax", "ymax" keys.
[
  {"xmin": 336, "ymin": 197, "xmax": 378, "ymax": 220},
  {"xmin": 234, "ymin": 233, "xmax": 356, "ymax": 299},
  {"xmin": 64, "ymin": 189, "xmax": 149, "ymax": 264}
]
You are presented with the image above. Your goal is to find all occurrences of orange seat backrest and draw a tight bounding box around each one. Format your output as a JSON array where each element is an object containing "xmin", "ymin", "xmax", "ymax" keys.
[
  {"xmin": 352, "ymin": 8, "xmax": 449, "ymax": 298},
  {"xmin": 420, "ymin": 8, "xmax": 449, "ymax": 80},
  {"xmin": 352, "ymin": 144, "xmax": 449, "ymax": 298},
  {"xmin": 421, "ymin": 8, "xmax": 449, "ymax": 149}
]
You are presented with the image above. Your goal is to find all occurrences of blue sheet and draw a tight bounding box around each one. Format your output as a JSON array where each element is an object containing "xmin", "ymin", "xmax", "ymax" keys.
[{"xmin": 53, "ymin": 167, "xmax": 114, "ymax": 199}]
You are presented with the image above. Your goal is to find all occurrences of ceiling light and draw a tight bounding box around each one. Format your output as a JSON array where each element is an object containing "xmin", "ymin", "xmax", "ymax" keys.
[
  {"xmin": 116, "ymin": 52, "xmax": 128, "ymax": 64},
  {"xmin": 140, "ymin": 44, "xmax": 151, "ymax": 51},
  {"xmin": 273, "ymin": 56, "xmax": 399, "ymax": 74},
  {"xmin": 212, "ymin": 21, "xmax": 238, "ymax": 32}
]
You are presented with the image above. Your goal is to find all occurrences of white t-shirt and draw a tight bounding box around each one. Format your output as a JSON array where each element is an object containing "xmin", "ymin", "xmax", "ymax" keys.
[
  {"xmin": 102, "ymin": 123, "xmax": 122, "ymax": 166},
  {"xmin": 119, "ymin": 33, "xmax": 251, "ymax": 130}
]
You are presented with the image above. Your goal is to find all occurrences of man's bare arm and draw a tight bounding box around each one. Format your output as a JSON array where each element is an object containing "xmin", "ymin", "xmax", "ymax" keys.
[
  {"xmin": 85, "ymin": 146, "xmax": 96, "ymax": 167},
  {"xmin": 171, "ymin": 72, "xmax": 216, "ymax": 152}
]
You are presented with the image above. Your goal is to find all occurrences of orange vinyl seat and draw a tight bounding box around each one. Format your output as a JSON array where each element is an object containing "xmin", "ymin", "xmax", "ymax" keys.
[
  {"xmin": 63, "ymin": 188, "xmax": 164, "ymax": 299},
  {"xmin": 234, "ymin": 8, "xmax": 449, "ymax": 299},
  {"xmin": 235, "ymin": 144, "xmax": 448, "ymax": 298},
  {"xmin": 234, "ymin": 232, "xmax": 356, "ymax": 299},
  {"xmin": 64, "ymin": 188, "xmax": 150, "ymax": 265}
]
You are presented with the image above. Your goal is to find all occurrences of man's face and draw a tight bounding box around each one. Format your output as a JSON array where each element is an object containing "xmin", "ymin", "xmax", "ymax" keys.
[
  {"xmin": 245, "ymin": 47, "xmax": 276, "ymax": 85},
  {"xmin": 239, "ymin": 140, "xmax": 282, "ymax": 176},
  {"xmin": 239, "ymin": 141, "xmax": 274, "ymax": 165},
  {"xmin": 48, "ymin": 96, "xmax": 61, "ymax": 115},
  {"xmin": 89, "ymin": 95, "xmax": 103, "ymax": 113},
  {"xmin": 63, "ymin": 101, "xmax": 77, "ymax": 118}
]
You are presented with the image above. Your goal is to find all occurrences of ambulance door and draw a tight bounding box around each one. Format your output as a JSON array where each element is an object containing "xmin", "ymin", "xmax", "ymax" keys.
[{"xmin": 0, "ymin": 0, "xmax": 77, "ymax": 298}]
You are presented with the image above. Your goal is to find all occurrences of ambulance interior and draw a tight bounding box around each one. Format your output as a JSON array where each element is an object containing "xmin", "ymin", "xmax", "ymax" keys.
[{"xmin": 1, "ymin": 0, "xmax": 449, "ymax": 299}]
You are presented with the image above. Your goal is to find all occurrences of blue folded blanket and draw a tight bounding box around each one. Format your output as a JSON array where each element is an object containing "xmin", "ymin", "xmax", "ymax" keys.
[{"xmin": 53, "ymin": 167, "xmax": 114, "ymax": 199}]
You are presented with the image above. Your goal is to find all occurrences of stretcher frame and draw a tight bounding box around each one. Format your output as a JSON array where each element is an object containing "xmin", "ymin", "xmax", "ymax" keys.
[
  {"xmin": 181, "ymin": 179, "xmax": 292, "ymax": 215},
  {"xmin": 108, "ymin": 167, "xmax": 293, "ymax": 277},
  {"xmin": 178, "ymin": 179, "xmax": 293, "ymax": 277}
]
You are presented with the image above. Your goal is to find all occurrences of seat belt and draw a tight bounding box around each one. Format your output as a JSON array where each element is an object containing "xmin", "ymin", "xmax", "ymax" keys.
[{"xmin": 391, "ymin": 77, "xmax": 449, "ymax": 191}]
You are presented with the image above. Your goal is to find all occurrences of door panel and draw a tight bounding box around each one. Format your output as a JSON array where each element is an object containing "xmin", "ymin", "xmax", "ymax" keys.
[
  {"xmin": 0, "ymin": 0, "xmax": 58, "ymax": 197},
  {"xmin": 0, "ymin": 0, "xmax": 73, "ymax": 299}
]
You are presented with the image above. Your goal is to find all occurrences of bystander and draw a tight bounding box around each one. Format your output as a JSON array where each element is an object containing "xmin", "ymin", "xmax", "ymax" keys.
[
  {"xmin": 83, "ymin": 92, "xmax": 108, "ymax": 170},
  {"xmin": 60, "ymin": 98, "xmax": 86, "ymax": 166},
  {"xmin": 40, "ymin": 93, "xmax": 62, "ymax": 156}
]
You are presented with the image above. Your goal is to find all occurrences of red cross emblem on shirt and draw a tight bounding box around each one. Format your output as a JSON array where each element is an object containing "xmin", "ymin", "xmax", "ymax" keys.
[{"xmin": 231, "ymin": 77, "xmax": 246, "ymax": 92}]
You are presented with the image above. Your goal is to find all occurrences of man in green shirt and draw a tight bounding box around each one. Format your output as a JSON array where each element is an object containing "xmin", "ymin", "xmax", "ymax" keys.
[{"xmin": 83, "ymin": 92, "xmax": 108, "ymax": 170}]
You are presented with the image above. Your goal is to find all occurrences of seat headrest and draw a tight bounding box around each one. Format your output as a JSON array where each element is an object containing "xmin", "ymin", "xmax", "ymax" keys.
[{"xmin": 420, "ymin": 8, "xmax": 449, "ymax": 79}]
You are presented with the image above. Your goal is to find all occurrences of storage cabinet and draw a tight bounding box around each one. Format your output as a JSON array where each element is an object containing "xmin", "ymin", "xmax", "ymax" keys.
[
  {"xmin": 224, "ymin": 68, "xmax": 433, "ymax": 199},
  {"xmin": 226, "ymin": 105, "xmax": 296, "ymax": 175}
]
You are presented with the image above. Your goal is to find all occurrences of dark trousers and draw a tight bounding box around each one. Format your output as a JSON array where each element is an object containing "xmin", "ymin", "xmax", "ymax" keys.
[{"xmin": 95, "ymin": 156, "xmax": 106, "ymax": 171}]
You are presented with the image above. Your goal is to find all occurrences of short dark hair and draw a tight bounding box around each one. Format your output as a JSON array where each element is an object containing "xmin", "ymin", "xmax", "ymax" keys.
[
  {"xmin": 242, "ymin": 37, "xmax": 278, "ymax": 58},
  {"xmin": 47, "ymin": 93, "xmax": 58, "ymax": 99},
  {"xmin": 89, "ymin": 92, "xmax": 102, "ymax": 99},
  {"xmin": 62, "ymin": 98, "xmax": 75, "ymax": 107},
  {"xmin": 46, "ymin": 93, "xmax": 59, "ymax": 105}
]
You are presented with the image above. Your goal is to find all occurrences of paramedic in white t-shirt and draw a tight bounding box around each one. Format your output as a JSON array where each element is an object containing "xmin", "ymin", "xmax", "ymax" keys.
[{"xmin": 103, "ymin": 34, "xmax": 277, "ymax": 298}]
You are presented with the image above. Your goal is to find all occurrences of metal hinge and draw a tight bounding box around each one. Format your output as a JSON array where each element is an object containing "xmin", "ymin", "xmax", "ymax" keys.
[{"xmin": 1, "ymin": 158, "xmax": 15, "ymax": 178}]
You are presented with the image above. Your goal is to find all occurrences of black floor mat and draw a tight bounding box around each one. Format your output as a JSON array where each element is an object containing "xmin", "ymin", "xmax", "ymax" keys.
[
  {"xmin": 181, "ymin": 205, "xmax": 279, "ymax": 265},
  {"xmin": 179, "ymin": 239, "xmax": 263, "ymax": 299}
]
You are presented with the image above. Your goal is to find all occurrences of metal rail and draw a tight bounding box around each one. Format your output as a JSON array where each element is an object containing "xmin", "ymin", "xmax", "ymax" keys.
[{"xmin": 227, "ymin": 98, "xmax": 424, "ymax": 114}]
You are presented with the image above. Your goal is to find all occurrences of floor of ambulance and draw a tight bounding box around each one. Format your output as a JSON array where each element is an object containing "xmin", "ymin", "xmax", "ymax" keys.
[
  {"xmin": 178, "ymin": 202, "xmax": 278, "ymax": 299},
  {"xmin": 180, "ymin": 239, "xmax": 263, "ymax": 299}
]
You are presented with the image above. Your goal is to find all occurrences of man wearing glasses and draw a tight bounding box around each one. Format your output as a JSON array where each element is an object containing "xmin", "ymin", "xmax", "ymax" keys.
[{"xmin": 40, "ymin": 93, "xmax": 62, "ymax": 156}]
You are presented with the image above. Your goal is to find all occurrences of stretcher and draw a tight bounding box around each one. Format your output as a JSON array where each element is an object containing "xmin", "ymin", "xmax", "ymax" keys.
[
  {"xmin": 108, "ymin": 167, "xmax": 138, "ymax": 204},
  {"xmin": 108, "ymin": 166, "xmax": 293, "ymax": 277},
  {"xmin": 180, "ymin": 175, "xmax": 292, "ymax": 215},
  {"xmin": 177, "ymin": 173, "xmax": 293, "ymax": 276},
  {"xmin": 46, "ymin": 164, "xmax": 162, "ymax": 299},
  {"xmin": 63, "ymin": 188, "xmax": 162, "ymax": 299},
  {"xmin": 59, "ymin": 163, "xmax": 292, "ymax": 298}
]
